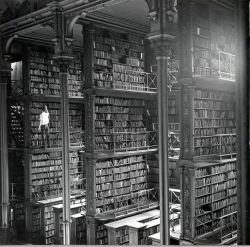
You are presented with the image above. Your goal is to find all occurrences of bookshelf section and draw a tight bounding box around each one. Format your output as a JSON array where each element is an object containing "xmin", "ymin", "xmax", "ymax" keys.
[
  {"xmin": 180, "ymin": 1, "xmax": 236, "ymax": 81},
  {"xmin": 69, "ymin": 103, "xmax": 84, "ymax": 147},
  {"xmin": 181, "ymin": 86, "xmax": 236, "ymax": 160},
  {"xmin": 71, "ymin": 213, "xmax": 87, "ymax": 244},
  {"xmin": 28, "ymin": 150, "xmax": 84, "ymax": 200},
  {"xmin": 30, "ymin": 151, "xmax": 63, "ymax": 200},
  {"xmin": 180, "ymin": 158, "xmax": 237, "ymax": 243},
  {"xmin": 29, "ymin": 49, "xmax": 83, "ymax": 97},
  {"xmin": 96, "ymin": 221, "xmax": 108, "ymax": 245},
  {"xmin": 68, "ymin": 51, "xmax": 83, "ymax": 97},
  {"xmin": 193, "ymin": 88, "xmax": 236, "ymax": 157},
  {"xmin": 83, "ymin": 25, "xmax": 159, "ymax": 245},
  {"xmin": 95, "ymin": 155, "xmax": 148, "ymax": 214},
  {"xmin": 85, "ymin": 28, "xmax": 157, "ymax": 92},
  {"xmin": 8, "ymin": 101, "xmax": 25, "ymax": 148},
  {"xmin": 85, "ymin": 95, "xmax": 157, "ymax": 153}
]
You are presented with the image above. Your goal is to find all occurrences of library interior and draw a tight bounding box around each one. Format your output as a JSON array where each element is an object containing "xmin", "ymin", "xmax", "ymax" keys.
[{"xmin": 0, "ymin": 0, "xmax": 248, "ymax": 245}]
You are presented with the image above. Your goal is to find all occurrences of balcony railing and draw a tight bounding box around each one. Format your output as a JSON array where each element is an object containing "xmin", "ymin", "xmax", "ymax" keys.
[
  {"xmin": 216, "ymin": 133, "xmax": 236, "ymax": 157},
  {"xmin": 94, "ymin": 130, "xmax": 157, "ymax": 152},
  {"xmin": 219, "ymin": 211, "xmax": 237, "ymax": 244},
  {"xmin": 193, "ymin": 50, "xmax": 235, "ymax": 81},
  {"xmin": 70, "ymin": 130, "xmax": 85, "ymax": 148},
  {"xmin": 169, "ymin": 188, "xmax": 181, "ymax": 231},
  {"xmin": 218, "ymin": 51, "xmax": 235, "ymax": 81},
  {"xmin": 96, "ymin": 188, "xmax": 159, "ymax": 218},
  {"xmin": 113, "ymin": 130, "xmax": 158, "ymax": 152},
  {"xmin": 151, "ymin": 58, "xmax": 180, "ymax": 90},
  {"xmin": 112, "ymin": 70, "xmax": 157, "ymax": 92}
]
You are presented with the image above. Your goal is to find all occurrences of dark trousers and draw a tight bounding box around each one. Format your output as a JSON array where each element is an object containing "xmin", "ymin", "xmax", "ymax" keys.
[{"xmin": 41, "ymin": 124, "xmax": 50, "ymax": 147}]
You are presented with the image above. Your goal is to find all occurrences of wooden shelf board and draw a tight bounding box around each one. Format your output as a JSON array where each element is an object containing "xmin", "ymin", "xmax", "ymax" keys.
[
  {"xmin": 84, "ymin": 148, "xmax": 158, "ymax": 160},
  {"xmin": 85, "ymin": 87, "xmax": 157, "ymax": 100}
]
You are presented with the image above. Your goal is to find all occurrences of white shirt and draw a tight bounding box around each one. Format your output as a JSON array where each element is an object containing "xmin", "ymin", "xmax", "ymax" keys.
[{"xmin": 40, "ymin": 111, "xmax": 49, "ymax": 125}]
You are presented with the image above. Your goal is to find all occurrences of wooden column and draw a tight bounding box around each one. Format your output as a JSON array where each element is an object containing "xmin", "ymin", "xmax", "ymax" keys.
[
  {"xmin": 85, "ymin": 158, "xmax": 97, "ymax": 244},
  {"xmin": 57, "ymin": 59, "xmax": 71, "ymax": 245},
  {"xmin": 156, "ymin": 39, "xmax": 170, "ymax": 245},
  {"xmin": 146, "ymin": 0, "xmax": 177, "ymax": 244},
  {"xmin": 235, "ymin": 0, "xmax": 249, "ymax": 244},
  {"xmin": 83, "ymin": 24, "xmax": 97, "ymax": 244},
  {"xmin": 49, "ymin": 0, "xmax": 75, "ymax": 244},
  {"xmin": 0, "ymin": 45, "xmax": 11, "ymax": 242}
]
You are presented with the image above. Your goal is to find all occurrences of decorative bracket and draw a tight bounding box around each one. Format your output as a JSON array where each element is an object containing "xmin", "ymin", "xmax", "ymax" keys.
[
  {"xmin": 145, "ymin": 0, "xmax": 178, "ymax": 24},
  {"xmin": 147, "ymin": 10, "xmax": 158, "ymax": 22},
  {"xmin": 67, "ymin": 11, "xmax": 88, "ymax": 38},
  {"xmin": 5, "ymin": 34, "xmax": 18, "ymax": 54}
]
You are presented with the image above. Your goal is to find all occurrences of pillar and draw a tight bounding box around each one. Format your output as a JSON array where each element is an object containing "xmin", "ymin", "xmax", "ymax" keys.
[
  {"xmin": 235, "ymin": 0, "xmax": 249, "ymax": 244},
  {"xmin": 57, "ymin": 58, "xmax": 72, "ymax": 245},
  {"xmin": 49, "ymin": 0, "xmax": 75, "ymax": 244},
  {"xmin": 0, "ymin": 41, "xmax": 11, "ymax": 242},
  {"xmin": 146, "ymin": 0, "xmax": 177, "ymax": 244}
]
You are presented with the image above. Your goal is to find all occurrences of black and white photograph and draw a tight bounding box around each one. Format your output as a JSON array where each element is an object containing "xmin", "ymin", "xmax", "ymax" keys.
[{"xmin": 0, "ymin": 0, "xmax": 248, "ymax": 245}]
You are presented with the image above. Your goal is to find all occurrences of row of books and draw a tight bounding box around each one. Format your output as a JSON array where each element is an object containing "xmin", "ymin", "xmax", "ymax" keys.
[
  {"xmin": 194, "ymin": 119, "xmax": 235, "ymax": 127},
  {"xmin": 94, "ymin": 34, "xmax": 143, "ymax": 47},
  {"xmin": 96, "ymin": 167, "xmax": 146, "ymax": 178},
  {"xmin": 194, "ymin": 127, "xmax": 236, "ymax": 136},
  {"xmin": 96, "ymin": 155, "xmax": 144, "ymax": 169},
  {"xmin": 95, "ymin": 96, "xmax": 145, "ymax": 106},
  {"xmin": 194, "ymin": 109, "xmax": 235, "ymax": 119},
  {"xmin": 194, "ymin": 145, "xmax": 236, "ymax": 156},
  {"xmin": 9, "ymin": 104, "xmax": 25, "ymax": 147},
  {"xmin": 194, "ymin": 89, "xmax": 235, "ymax": 101},
  {"xmin": 194, "ymin": 99, "xmax": 235, "ymax": 110},
  {"xmin": 211, "ymin": 162, "xmax": 236, "ymax": 174}
]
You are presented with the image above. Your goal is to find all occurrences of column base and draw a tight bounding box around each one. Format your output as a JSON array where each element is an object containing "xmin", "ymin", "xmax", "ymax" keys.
[{"xmin": 0, "ymin": 227, "xmax": 10, "ymax": 244}]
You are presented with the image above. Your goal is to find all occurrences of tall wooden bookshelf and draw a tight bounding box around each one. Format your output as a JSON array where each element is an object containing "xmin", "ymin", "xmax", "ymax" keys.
[
  {"xmin": 7, "ymin": 43, "xmax": 85, "ymax": 244},
  {"xmin": 179, "ymin": 0, "xmax": 237, "ymax": 244},
  {"xmin": 83, "ymin": 26, "xmax": 159, "ymax": 244}
]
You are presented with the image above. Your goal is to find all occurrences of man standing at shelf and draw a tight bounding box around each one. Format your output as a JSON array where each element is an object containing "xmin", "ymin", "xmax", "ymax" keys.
[{"xmin": 39, "ymin": 105, "xmax": 51, "ymax": 148}]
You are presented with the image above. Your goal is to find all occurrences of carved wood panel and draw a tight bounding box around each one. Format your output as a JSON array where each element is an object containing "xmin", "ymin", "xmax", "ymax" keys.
[
  {"xmin": 84, "ymin": 94, "xmax": 95, "ymax": 152},
  {"xmin": 181, "ymin": 86, "xmax": 194, "ymax": 160},
  {"xmin": 86, "ymin": 159, "xmax": 96, "ymax": 216}
]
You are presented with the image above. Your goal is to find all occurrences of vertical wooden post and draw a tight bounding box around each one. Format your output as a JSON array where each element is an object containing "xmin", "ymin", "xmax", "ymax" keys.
[
  {"xmin": 0, "ymin": 38, "xmax": 11, "ymax": 243},
  {"xmin": 235, "ymin": 0, "xmax": 249, "ymax": 244},
  {"xmin": 156, "ymin": 43, "xmax": 170, "ymax": 245},
  {"xmin": 146, "ymin": 0, "xmax": 177, "ymax": 244},
  {"xmin": 49, "ymin": 0, "xmax": 76, "ymax": 244},
  {"xmin": 85, "ymin": 158, "xmax": 97, "ymax": 244},
  {"xmin": 58, "ymin": 60, "xmax": 71, "ymax": 245}
]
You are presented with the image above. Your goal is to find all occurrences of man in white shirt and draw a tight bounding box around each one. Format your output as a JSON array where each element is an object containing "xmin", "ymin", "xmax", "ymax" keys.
[{"xmin": 39, "ymin": 105, "xmax": 50, "ymax": 148}]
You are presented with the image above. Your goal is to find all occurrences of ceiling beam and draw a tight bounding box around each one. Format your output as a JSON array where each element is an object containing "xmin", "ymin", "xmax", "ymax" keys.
[{"xmin": 79, "ymin": 11, "xmax": 149, "ymax": 35}]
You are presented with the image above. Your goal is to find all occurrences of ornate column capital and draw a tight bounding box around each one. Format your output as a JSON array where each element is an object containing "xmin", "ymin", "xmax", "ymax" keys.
[
  {"xmin": 149, "ymin": 37, "xmax": 175, "ymax": 58},
  {"xmin": 146, "ymin": 0, "xmax": 178, "ymax": 24},
  {"xmin": 53, "ymin": 56, "xmax": 74, "ymax": 73}
]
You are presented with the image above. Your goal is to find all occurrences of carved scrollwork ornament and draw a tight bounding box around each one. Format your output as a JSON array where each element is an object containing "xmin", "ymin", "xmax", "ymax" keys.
[{"xmin": 147, "ymin": 11, "xmax": 158, "ymax": 22}]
